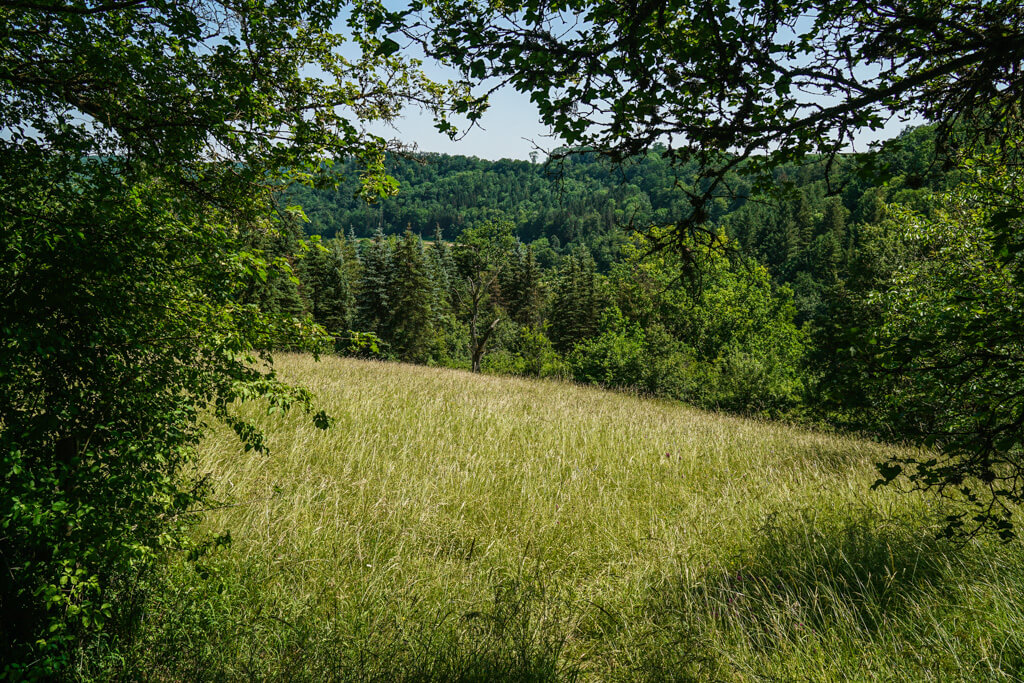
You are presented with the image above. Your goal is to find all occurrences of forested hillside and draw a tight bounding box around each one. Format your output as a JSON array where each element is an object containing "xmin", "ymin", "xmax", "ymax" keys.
[{"xmin": 269, "ymin": 124, "xmax": 954, "ymax": 424}]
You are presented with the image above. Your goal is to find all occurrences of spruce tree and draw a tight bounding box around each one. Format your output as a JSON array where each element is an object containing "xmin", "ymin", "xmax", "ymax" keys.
[
  {"xmin": 388, "ymin": 229, "xmax": 434, "ymax": 362},
  {"xmin": 297, "ymin": 238, "xmax": 353, "ymax": 337},
  {"xmin": 240, "ymin": 222, "xmax": 305, "ymax": 335},
  {"xmin": 341, "ymin": 227, "xmax": 362, "ymax": 292},
  {"xmin": 427, "ymin": 223, "xmax": 454, "ymax": 321},
  {"xmin": 548, "ymin": 248, "xmax": 604, "ymax": 352},
  {"xmin": 505, "ymin": 242, "xmax": 544, "ymax": 327},
  {"xmin": 356, "ymin": 227, "xmax": 392, "ymax": 339}
]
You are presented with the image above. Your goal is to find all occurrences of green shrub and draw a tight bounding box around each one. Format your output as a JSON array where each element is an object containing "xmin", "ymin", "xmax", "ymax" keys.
[{"xmin": 568, "ymin": 309, "xmax": 646, "ymax": 390}]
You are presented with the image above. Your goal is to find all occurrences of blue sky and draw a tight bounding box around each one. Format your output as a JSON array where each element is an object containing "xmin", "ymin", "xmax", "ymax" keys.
[
  {"xmin": 381, "ymin": 82, "xmax": 920, "ymax": 162},
  {"xmin": 359, "ymin": 15, "xmax": 923, "ymax": 163},
  {"xmin": 375, "ymin": 83, "xmax": 552, "ymax": 161}
]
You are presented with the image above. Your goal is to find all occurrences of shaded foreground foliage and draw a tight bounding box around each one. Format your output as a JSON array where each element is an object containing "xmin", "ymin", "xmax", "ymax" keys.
[
  {"xmin": 866, "ymin": 152, "xmax": 1024, "ymax": 538},
  {"xmin": 0, "ymin": 153, "xmax": 329, "ymax": 674},
  {"xmin": 0, "ymin": 0, "xmax": 475, "ymax": 674}
]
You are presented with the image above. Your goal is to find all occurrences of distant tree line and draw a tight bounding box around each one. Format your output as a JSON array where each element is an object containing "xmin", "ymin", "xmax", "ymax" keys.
[
  {"xmin": 252, "ymin": 216, "xmax": 807, "ymax": 416},
  {"xmin": 266, "ymin": 125, "xmax": 954, "ymax": 422},
  {"xmin": 284, "ymin": 147, "xmax": 713, "ymax": 270}
]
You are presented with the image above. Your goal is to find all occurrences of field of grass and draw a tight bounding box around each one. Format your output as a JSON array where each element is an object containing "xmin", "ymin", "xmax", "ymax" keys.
[{"xmin": 98, "ymin": 354, "xmax": 1024, "ymax": 681}]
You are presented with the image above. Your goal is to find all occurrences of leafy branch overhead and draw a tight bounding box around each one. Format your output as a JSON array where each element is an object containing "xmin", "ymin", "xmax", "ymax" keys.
[
  {"xmin": 404, "ymin": 0, "xmax": 1024, "ymax": 236},
  {"xmin": 1, "ymin": 0, "xmax": 483, "ymax": 187}
]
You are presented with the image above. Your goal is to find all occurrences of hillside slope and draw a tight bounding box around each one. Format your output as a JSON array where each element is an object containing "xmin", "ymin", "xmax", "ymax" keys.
[{"xmin": 109, "ymin": 356, "xmax": 1024, "ymax": 681}]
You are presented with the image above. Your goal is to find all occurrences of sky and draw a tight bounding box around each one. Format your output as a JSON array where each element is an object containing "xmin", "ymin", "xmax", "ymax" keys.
[
  {"xmin": 373, "ymin": 85, "xmax": 553, "ymax": 162},
  {"xmin": 381, "ymin": 86, "xmax": 921, "ymax": 162},
  {"xmin": 360, "ymin": 19, "xmax": 924, "ymax": 163},
  {"xmin": 379, "ymin": 85, "xmax": 921, "ymax": 163}
]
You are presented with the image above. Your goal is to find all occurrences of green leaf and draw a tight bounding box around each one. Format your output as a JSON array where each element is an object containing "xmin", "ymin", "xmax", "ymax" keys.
[{"xmin": 376, "ymin": 37, "xmax": 401, "ymax": 57}]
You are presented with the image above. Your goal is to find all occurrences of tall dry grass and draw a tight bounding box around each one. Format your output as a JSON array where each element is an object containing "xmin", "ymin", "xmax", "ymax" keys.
[{"xmin": 100, "ymin": 355, "xmax": 1024, "ymax": 681}]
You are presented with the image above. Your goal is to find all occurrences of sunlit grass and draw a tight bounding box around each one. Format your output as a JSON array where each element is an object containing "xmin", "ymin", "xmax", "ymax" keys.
[{"xmin": 107, "ymin": 354, "xmax": 1024, "ymax": 681}]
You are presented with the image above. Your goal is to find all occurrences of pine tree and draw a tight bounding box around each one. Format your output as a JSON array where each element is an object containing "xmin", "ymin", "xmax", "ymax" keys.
[
  {"xmin": 388, "ymin": 229, "xmax": 434, "ymax": 362},
  {"xmin": 356, "ymin": 227, "xmax": 392, "ymax": 339}
]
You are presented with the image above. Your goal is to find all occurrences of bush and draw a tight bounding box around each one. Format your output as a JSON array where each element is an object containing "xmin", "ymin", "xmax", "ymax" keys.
[
  {"xmin": 482, "ymin": 326, "xmax": 569, "ymax": 379},
  {"xmin": 568, "ymin": 309, "xmax": 647, "ymax": 389}
]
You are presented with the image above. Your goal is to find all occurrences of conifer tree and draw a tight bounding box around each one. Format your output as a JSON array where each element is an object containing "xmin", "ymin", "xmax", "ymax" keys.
[
  {"xmin": 356, "ymin": 227, "xmax": 393, "ymax": 339},
  {"xmin": 795, "ymin": 191, "xmax": 816, "ymax": 248},
  {"xmin": 388, "ymin": 229, "xmax": 434, "ymax": 362},
  {"xmin": 813, "ymin": 197, "xmax": 850, "ymax": 285},
  {"xmin": 341, "ymin": 227, "xmax": 362, "ymax": 290},
  {"xmin": 505, "ymin": 242, "xmax": 545, "ymax": 327},
  {"xmin": 240, "ymin": 222, "xmax": 306, "ymax": 338},
  {"xmin": 821, "ymin": 196, "xmax": 848, "ymax": 242},
  {"xmin": 427, "ymin": 223, "xmax": 454, "ymax": 321},
  {"xmin": 297, "ymin": 238, "xmax": 354, "ymax": 337},
  {"xmin": 498, "ymin": 241, "xmax": 523, "ymax": 313},
  {"xmin": 264, "ymin": 268, "xmax": 306, "ymax": 320},
  {"xmin": 548, "ymin": 248, "xmax": 605, "ymax": 352}
]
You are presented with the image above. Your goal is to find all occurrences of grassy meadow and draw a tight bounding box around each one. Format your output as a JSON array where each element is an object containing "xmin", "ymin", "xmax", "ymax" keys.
[{"xmin": 99, "ymin": 355, "xmax": 1024, "ymax": 681}]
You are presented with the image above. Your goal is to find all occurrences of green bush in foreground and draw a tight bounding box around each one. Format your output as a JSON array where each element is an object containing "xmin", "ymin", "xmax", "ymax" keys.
[{"xmin": 0, "ymin": 0, "xmax": 474, "ymax": 674}]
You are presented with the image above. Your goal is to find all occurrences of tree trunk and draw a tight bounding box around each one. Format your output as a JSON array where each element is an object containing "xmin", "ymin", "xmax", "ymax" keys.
[{"xmin": 470, "ymin": 316, "xmax": 500, "ymax": 373}]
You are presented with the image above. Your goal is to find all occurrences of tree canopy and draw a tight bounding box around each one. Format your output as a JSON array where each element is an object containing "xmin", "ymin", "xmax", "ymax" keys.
[
  {"xmin": 0, "ymin": 0, "xmax": 478, "ymax": 674},
  {"xmin": 407, "ymin": 0, "xmax": 1024, "ymax": 239}
]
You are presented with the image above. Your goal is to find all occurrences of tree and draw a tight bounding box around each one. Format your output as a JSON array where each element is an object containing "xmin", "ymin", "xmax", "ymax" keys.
[
  {"xmin": 454, "ymin": 219, "xmax": 516, "ymax": 372},
  {"xmin": 503, "ymin": 243, "xmax": 545, "ymax": 327},
  {"xmin": 244, "ymin": 221, "xmax": 308, "ymax": 325},
  {"xmin": 356, "ymin": 227, "xmax": 394, "ymax": 340},
  {"xmin": 548, "ymin": 248, "xmax": 606, "ymax": 353},
  {"xmin": 427, "ymin": 223, "xmax": 455, "ymax": 321},
  {"xmin": 608, "ymin": 228, "xmax": 807, "ymax": 415},
  {"xmin": 297, "ymin": 237, "xmax": 356, "ymax": 337},
  {"xmin": 0, "ymin": 0, "xmax": 476, "ymax": 673},
  {"xmin": 388, "ymin": 229, "xmax": 435, "ymax": 361},
  {"xmin": 409, "ymin": 0, "xmax": 1024, "ymax": 243},
  {"xmin": 867, "ymin": 156, "xmax": 1024, "ymax": 538}
]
